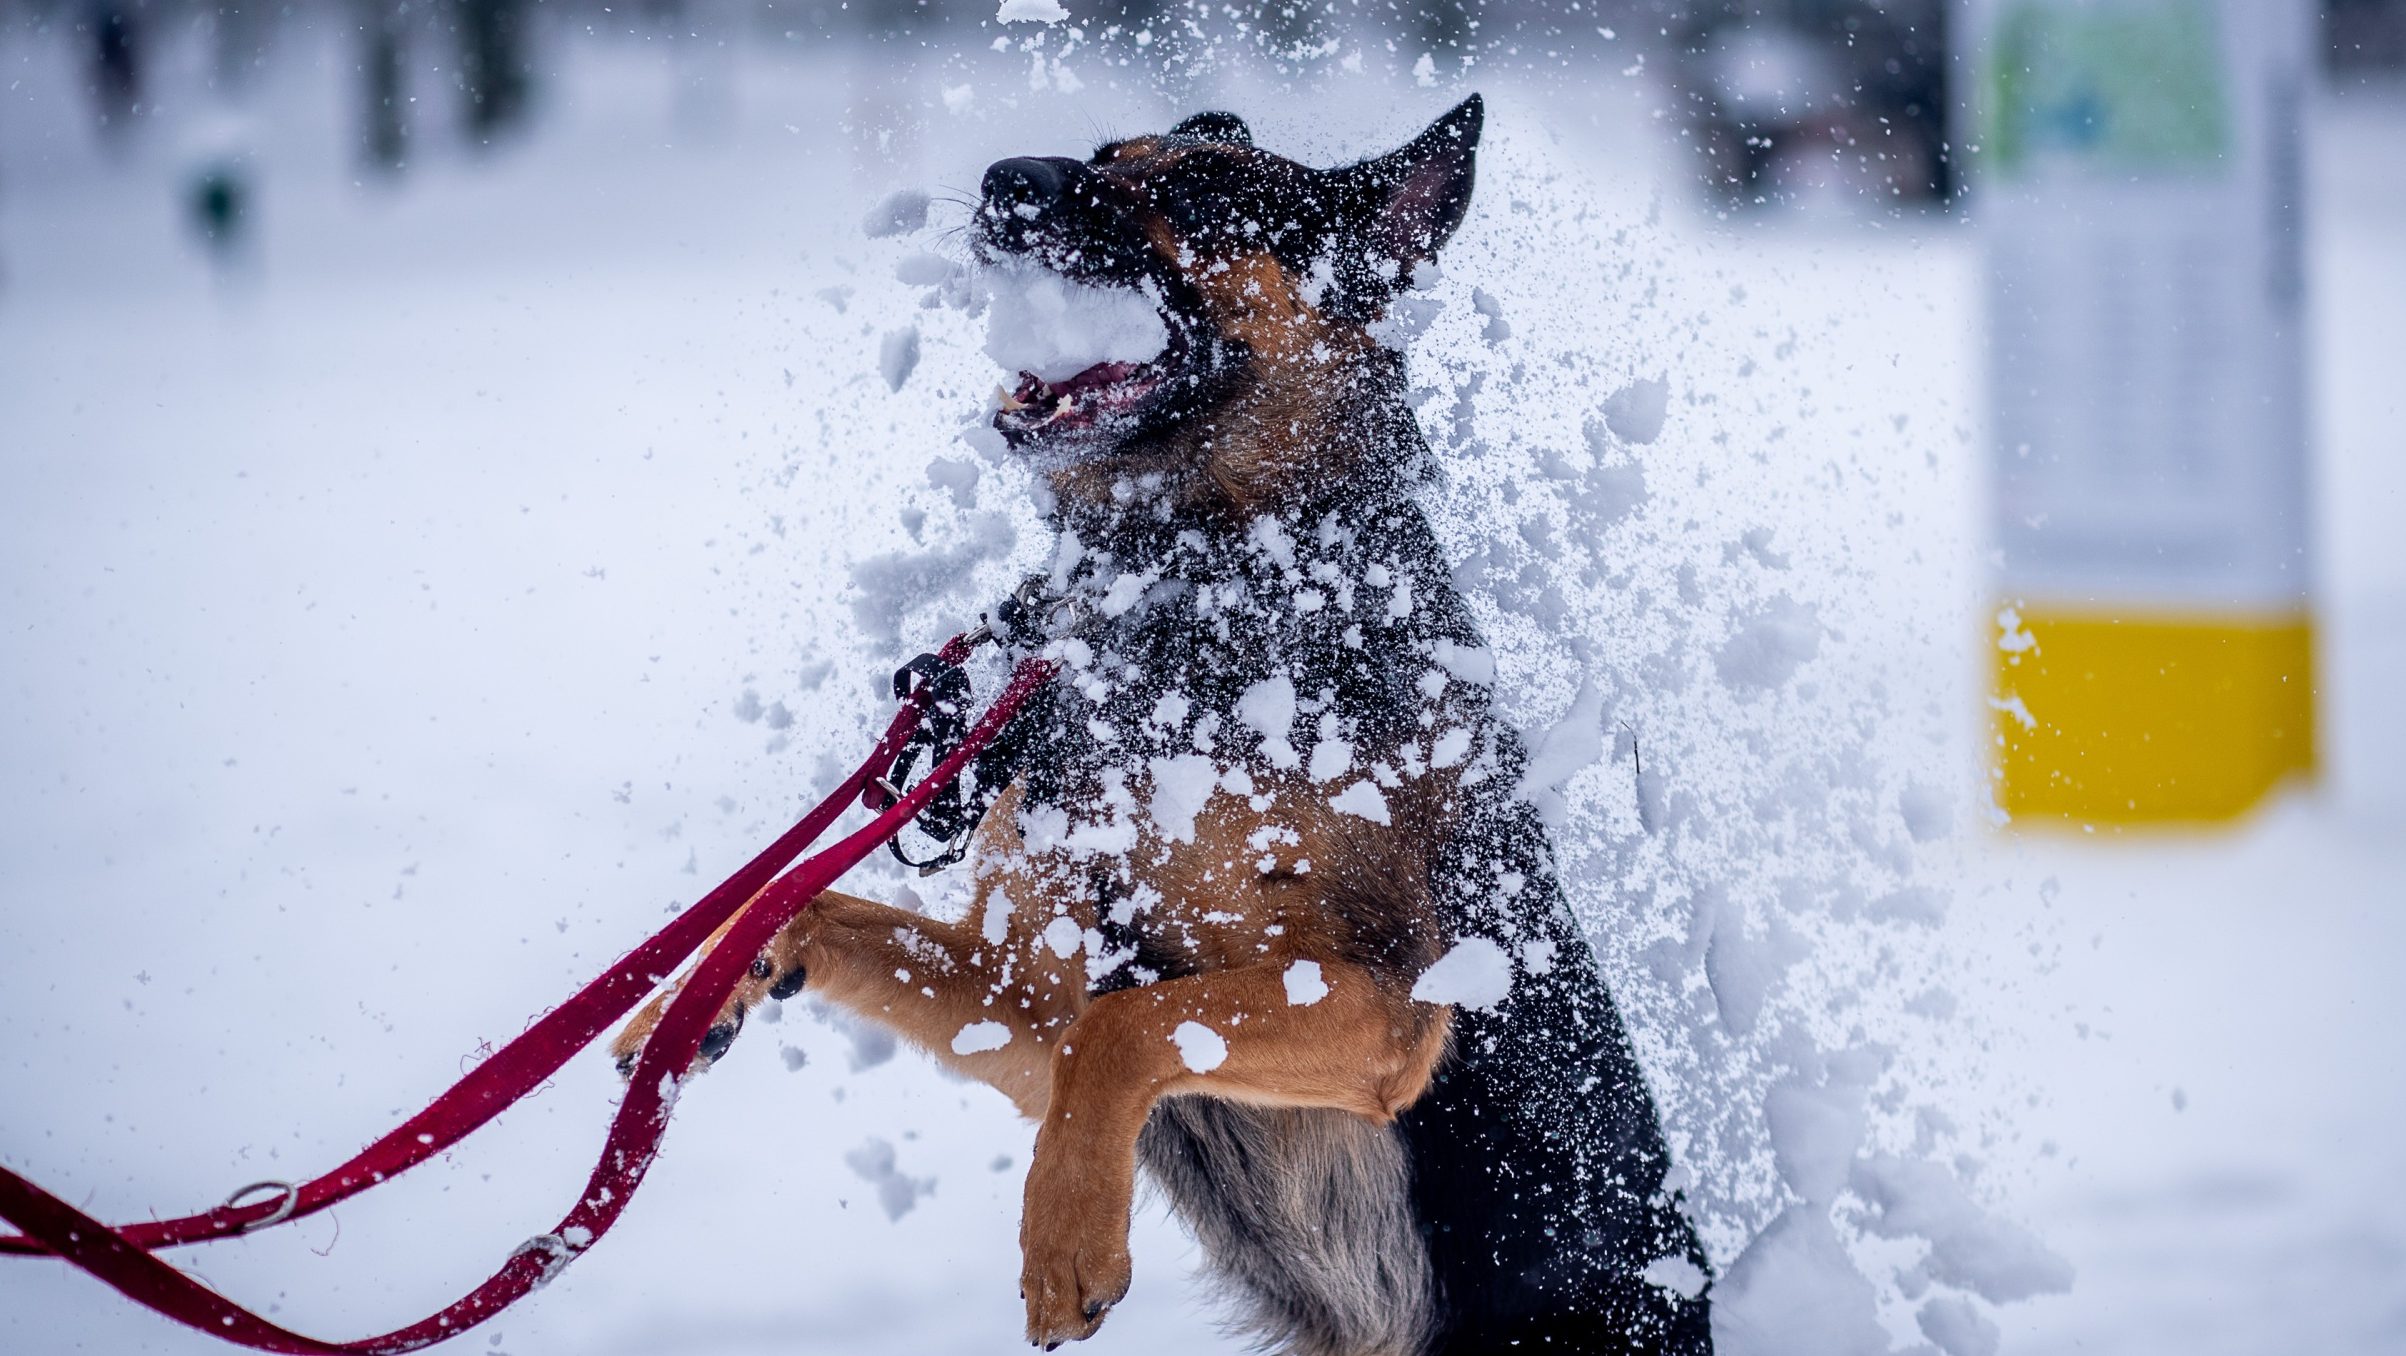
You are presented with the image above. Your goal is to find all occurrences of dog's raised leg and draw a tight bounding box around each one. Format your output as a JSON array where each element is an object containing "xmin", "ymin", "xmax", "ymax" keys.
[
  {"xmin": 609, "ymin": 881, "xmax": 1090, "ymax": 1115},
  {"xmin": 1017, "ymin": 960, "xmax": 1449, "ymax": 1348}
]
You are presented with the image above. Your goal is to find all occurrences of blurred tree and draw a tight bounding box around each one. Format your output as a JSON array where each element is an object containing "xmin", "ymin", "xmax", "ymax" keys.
[
  {"xmin": 453, "ymin": 0, "xmax": 533, "ymax": 142},
  {"xmin": 2326, "ymin": 0, "xmax": 2406, "ymax": 70},
  {"xmin": 362, "ymin": 0, "xmax": 411, "ymax": 169},
  {"xmin": 84, "ymin": 0, "xmax": 143, "ymax": 140}
]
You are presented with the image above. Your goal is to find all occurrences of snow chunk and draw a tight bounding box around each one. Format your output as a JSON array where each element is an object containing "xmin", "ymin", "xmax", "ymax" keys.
[
  {"xmin": 1642, "ymin": 1253, "xmax": 1708, "ymax": 1300},
  {"xmin": 1308, "ymin": 736, "xmax": 1354, "ymax": 782},
  {"xmin": 844, "ymin": 1138, "xmax": 934, "ymax": 1221},
  {"xmin": 996, "ymin": 0, "xmax": 1067, "ymax": 21},
  {"xmin": 862, "ymin": 188, "xmax": 930, "ymax": 238},
  {"xmin": 1170, "ymin": 1020, "xmax": 1227, "ymax": 1072},
  {"xmin": 1041, "ymin": 914, "xmax": 1084, "ymax": 960},
  {"xmin": 1602, "ymin": 375, "xmax": 1670, "ymax": 444},
  {"xmin": 1329, "ymin": 781, "xmax": 1390, "ymax": 825},
  {"xmin": 879, "ymin": 326, "xmax": 920, "ymax": 392},
  {"xmin": 979, "ymin": 886, "xmax": 1013, "ymax": 946},
  {"xmin": 1411, "ymin": 936, "xmax": 1512, "ymax": 1009},
  {"xmin": 1237, "ymin": 674, "xmax": 1300, "ymax": 769},
  {"xmin": 1517, "ymin": 675, "xmax": 1606, "ymax": 808},
  {"xmin": 1714, "ymin": 1207, "xmax": 1891, "ymax": 1356},
  {"xmin": 951, "ymin": 1020, "xmax": 1012, "ymax": 1055},
  {"xmin": 1282, "ymin": 959, "xmax": 1329, "ymax": 1006},
  {"xmin": 1900, "ymin": 779, "xmax": 1955, "ymax": 842},
  {"xmin": 1147, "ymin": 754, "xmax": 1219, "ymax": 843},
  {"xmin": 1917, "ymin": 1295, "xmax": 2001, "ymax": 1356},
  {"xmin": 1851, "ymin": 1154, "xmax": 2073, "ymax": 1302},
  {"xmin": 1715, "ymin": 596, "xmax": 1822, "ymax": 693},
  {"xmin": 979, "ymin": 264, "xmax": 1166, "ymax": 383},
  {"xmin": 1431, "ymin": 638, "xmax": 1496, "ymax": 685},
  {"xmin": 1763, "ymin": 1060, "xmax": 1871, "ymax": 1205}
]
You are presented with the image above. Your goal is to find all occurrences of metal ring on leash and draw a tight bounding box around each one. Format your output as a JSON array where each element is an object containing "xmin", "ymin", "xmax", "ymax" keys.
[{"xmin": 220, "ymin": 1180, "xmax": 299, "ymax": 1233}]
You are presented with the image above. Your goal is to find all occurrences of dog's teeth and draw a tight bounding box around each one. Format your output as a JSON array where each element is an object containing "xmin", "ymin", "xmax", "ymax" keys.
[
  {"xmin": 996, "ymin": 385, "xmax": 1027, "ymax": 413},
  {"xmin": 1054, "ymin": 395, "xmax": 1073, "ymax": 415}
]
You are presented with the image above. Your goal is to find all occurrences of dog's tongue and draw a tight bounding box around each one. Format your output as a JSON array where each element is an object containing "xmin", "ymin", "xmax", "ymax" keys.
[{"xmin": 980, "ymin": 264, "xmax": 1168, "ymax": 384}]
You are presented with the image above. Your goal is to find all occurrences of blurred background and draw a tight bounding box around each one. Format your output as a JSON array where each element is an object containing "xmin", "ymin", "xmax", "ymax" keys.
[{"xmin": 2, "ymin": 2, "xmax": 2402, "ymax": 1354}]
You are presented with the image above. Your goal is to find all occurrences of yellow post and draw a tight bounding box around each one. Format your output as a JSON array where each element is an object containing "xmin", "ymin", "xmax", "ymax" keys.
[{"xmin": 1990, "ymin": 608, "xmax": 2315, "ymax": 823}]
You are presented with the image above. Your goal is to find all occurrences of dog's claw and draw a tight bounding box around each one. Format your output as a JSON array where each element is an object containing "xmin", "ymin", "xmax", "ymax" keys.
[{"xmin": 697, "ymin": 1013, "xmax": 742, "ymax": 1064}]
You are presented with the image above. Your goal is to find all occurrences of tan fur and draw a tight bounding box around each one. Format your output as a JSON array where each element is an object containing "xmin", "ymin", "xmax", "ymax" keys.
[{"xmin": 614, "ymin": 759, "xmax": 1460, "ymax": 1346}]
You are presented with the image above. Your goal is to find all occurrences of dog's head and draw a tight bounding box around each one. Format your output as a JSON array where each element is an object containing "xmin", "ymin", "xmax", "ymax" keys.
[{"xmin": 973, "ymin": 96, "xmax": 1483, "ymax": 524}]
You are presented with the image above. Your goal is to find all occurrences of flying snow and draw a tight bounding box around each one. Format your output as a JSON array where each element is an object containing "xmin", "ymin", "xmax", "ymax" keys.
[
  {"xmin": 1282, "ymin": 958, "xmax": 1329, "ymax": 1006},
  {"xmin": 951, "ymin": 1020, "xmax": 1012, "ymax": 1055},
  {"xmin": 1170, "ymin": 1020, "xmax": 1228, "ymax": 1073},
  {"xmin": 993, "ymin": 0, "xmax": 1067, "ymax": 22},
  {"xmin": 978, "ymin": 265, "xmax": 1167, "ymax": 384},
  {"xmin": 1410, "ymin": 936, "xmax": 1513, "ymax": 1010}
]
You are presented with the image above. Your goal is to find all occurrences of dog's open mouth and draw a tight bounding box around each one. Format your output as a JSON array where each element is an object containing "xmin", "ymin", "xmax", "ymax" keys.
[
  {"xmin": 980, "ymin": 264, "xmax": 1182, "ymax": 451},
  {"xmin": 994, "ymin": 356, "xmax": 1172, "ymax": 440}
]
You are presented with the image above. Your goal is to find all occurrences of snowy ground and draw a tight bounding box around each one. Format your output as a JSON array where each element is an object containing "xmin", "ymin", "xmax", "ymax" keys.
[{"xmin": 2, "ymin": 19, "xmax": 2402, "ymax": 1356}]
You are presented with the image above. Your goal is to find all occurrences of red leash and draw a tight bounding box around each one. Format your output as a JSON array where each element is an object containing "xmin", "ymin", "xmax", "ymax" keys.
[{"xmin": 0, "ymin": 632, "xmax": 1058, "ymax": 1354}]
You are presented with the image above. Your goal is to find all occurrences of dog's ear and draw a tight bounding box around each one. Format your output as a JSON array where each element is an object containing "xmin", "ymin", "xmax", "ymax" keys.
[
  {"xmin": 1324, "ymin": 95, "xmax": 1482, "ymax": 316},
  {"xmin": 1170, "ymin": 111, "xmax": 1252, "ymax": 146}
]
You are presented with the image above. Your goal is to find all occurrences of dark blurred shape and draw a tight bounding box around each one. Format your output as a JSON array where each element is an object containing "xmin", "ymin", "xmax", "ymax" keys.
[
  {"xmin": 86, "ymin": 0, "xmax": 144, "ymax": 139},
  {"xmin": 2326, "ymin": 0, "xmax": 2406, "ymax": 70},
  {"xmin": 1666, "ymin": 0, "xmax": 1952, "ymax": 211},
  {"xmin": 453, "ymin": 0, "xmax": 534, "ymax": 143},
  {"xmin": 363, "ymin": 0, "xmax": 412, "ymax": 170},
  {"xmin": 188, "ymin": 161, "xmax": 249, "ymax": 259}
]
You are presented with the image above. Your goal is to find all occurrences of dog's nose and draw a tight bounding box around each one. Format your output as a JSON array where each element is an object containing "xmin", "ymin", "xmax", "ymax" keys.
[{"xmin": 983, "ymin": 156, "xmax": 1071, "ymax": 216}]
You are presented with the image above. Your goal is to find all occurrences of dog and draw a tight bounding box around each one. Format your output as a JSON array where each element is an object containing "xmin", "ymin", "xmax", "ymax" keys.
[{"xmin": 612, "ymin": 95, "xmax": 1713, "ymax": 1356}]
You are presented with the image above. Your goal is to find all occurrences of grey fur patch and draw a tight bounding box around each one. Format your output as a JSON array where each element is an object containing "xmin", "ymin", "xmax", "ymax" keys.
[{"xmin": 1138, "ymin": 1097, "xmax": 1434, "ymax": 1356}]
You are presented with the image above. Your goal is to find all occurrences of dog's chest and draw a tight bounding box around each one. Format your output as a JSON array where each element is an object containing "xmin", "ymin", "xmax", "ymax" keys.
[{"xmin": 969, "ymin": 499, "xmax": 1484, "ymax": 993}]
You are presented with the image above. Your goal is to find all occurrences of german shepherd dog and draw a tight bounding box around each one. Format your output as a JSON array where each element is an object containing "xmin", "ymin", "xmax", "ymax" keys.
[{"xmin": 613, "ymin": 95, "xmax": 1713, "ymax": 1356}]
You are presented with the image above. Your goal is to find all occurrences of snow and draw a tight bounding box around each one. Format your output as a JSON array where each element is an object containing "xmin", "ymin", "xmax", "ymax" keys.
[
  {"xmin": 951, "ymin": 1021, "xmax": 1013, "ymax": 1056},
  {"xmin": 1145, "ymin": 754, "xmax": 1220, "ymax": 843},
  {"xmin": 1040, "ymin": 915, "xmax": 1084, "ymax": 960},
  {"xmin": 1326, "ymin": 780, "xmax": 1390, "ymax": 825},
  {"xmin": 1713, "ymin": 1208, "xmax": 1895, "ymax": 1356},
  {"xmin": 1641, "ymin": 1253, "xmax": 1709, "ymax": 1301},
  {"xmin": 1409, "ymin": 937, "xmax": 1513, "ymax": 1010},
  {"xmin": 861, "ymin": 189, "xmax": 932, "ymax": 240},
  {"xmin": 878, "ymin": 326, "xmax": 921, "ymax": 392},
  {"xmin": 1851, "ymin": 1154, "xmax": 2074, "ymax": 1304},
  {"xmin": 994, "ymin": 0, "xmax": 1069, "ymax": 24},
  {"xmin": 977, "ymin": 264, "xmax": 1167, "ymax": 384},
  {"xmin": 1235, "ymin": 674, "xmax": 1301, "ymax": 769},
  {"xmin": 843, "ymin": 1139, "xmax": 936, "ymax": 1221},
  {"xmin": 1713, "ymin": 594, "xmax": 1823, "ymax": 693},
  {"xmin": 0, "ymin": 21, "xmax": 2400, "ymax": 1356},
  {"xmin": 1918, "ymin": 1294, "xmax": 2003, "ymax": 1356},
  {"xmin": 1600, "ymin": 374, "xmax": 1671, "ymax": 444},
  {"xmin": 1281, "ymin": 960, "xmax": 1329, "ymax": 1007},
  {"xmin": 1169, "ymin": 1022, "xmax": 1228, "ymax": 1074}
]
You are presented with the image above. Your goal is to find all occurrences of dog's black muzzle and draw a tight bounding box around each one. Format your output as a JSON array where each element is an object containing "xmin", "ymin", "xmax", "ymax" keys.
[{"xmin": 976, "ymin": 155, "xmax": 1157, "ymax": 287}]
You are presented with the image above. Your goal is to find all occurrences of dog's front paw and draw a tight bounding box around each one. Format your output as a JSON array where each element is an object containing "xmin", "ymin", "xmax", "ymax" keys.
[
  {"xmin": 608, "ymin": 949, "xmax": 806, "ymax": 1081},
  {"xmin": 1018, "ymin": 1165, "xmax": 1133, "ymax": 1349}
]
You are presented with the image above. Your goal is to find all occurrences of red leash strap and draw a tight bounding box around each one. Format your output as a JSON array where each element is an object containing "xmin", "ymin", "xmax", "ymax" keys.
[
  {"xmin": 0, "ymin": 647, "xmax": 1058, "ymax": 1354},
  {"xmin": 0, "ymin": 630, "xmax": 982, "ymax": 1261}
]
